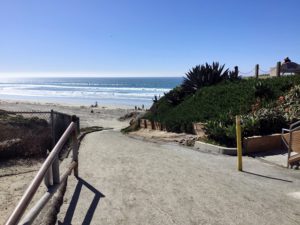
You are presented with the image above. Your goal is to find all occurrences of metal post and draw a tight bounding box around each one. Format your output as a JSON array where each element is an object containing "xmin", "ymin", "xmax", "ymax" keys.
[
  {"xmin": 51, "ymin": 110, "xmax": 55, "ymax": 147},
  {"xmin": 52, "ymin": 156, "xmax": 60, "ymax": 184},
  {"xmin": 276, "ymin": 61, "xmax": 281, "ymax": 77},
  {"xmin": 44, "ymin": 165, "xmax": 53, "ymax": 188},
  {"xmin": 77, "ymin": 117, "xmax": 80, "ymax": 134},
  {"xmin": 255, "ymin": 64, "xmax": 259, "ymax": 78},
  {"xmin": 288, "ymin": 128, "xmax": 292, "ymax": 168},
  {"xmin": 236, "ymin": 116, "xmax": 243, "ymax": 171},
  {"xmin": 44, "ymin": 150, "xmax": 53, "ymax": 188},
  {"xmin": 72, "ymin": 115, "xmax": 79, "ymax": 177}
]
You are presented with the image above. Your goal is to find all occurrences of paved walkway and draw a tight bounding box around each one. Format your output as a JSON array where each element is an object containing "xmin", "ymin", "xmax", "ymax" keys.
[{"xmin": 56, "ymin": 130, "xmax": 300, "ymax": 225}]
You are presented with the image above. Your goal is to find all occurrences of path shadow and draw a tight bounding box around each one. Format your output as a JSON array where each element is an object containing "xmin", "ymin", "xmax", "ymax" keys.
[
  {"xmin": 242, "ymin": 170, "xmax": 293, "ymax": 183},
  {"xmin": 58, "ymin": 177, "xmax": 105, "ymax": 225}
]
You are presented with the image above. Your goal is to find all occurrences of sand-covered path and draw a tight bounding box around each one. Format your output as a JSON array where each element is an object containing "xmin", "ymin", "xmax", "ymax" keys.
[{"xmin": 56, "ymin": 130, "xmax": 300, "ymax": 225}]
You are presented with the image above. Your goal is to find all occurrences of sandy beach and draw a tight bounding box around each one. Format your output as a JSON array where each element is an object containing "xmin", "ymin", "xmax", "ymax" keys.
[{"xmin": 0, "ymin": 99, "xmax": 133, "ymax": 129}]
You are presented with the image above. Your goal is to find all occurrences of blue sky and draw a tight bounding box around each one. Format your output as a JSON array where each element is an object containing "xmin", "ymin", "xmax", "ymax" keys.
[{"xmin": 0, "ymin": 0, "xmax": 299, "ymax": 77}]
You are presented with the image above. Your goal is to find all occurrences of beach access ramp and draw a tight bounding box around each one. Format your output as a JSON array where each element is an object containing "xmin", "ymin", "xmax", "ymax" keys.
[{"xmin": 56, "ymin": 130, "xmax": 300, "ymax": 225}]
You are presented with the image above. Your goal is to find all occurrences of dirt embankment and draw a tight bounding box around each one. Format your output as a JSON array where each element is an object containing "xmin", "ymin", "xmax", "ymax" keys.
[{"xmin": 0, "ymin": 112, "xmax": 52, "ymax": 159}]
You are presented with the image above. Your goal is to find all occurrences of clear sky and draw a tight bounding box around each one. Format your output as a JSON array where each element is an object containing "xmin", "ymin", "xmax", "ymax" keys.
[{"xmin": 0, "ymin": 0, "xmax": 299, "ymax": 77}]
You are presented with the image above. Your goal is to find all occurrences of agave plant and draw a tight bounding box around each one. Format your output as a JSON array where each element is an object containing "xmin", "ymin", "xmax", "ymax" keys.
[{"xmin": 181, "ymin": 62, "xmax": 232, "ymax": 95}]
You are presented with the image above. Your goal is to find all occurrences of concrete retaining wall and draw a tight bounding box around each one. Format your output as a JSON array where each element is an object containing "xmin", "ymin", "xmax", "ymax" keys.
[
  {"xmin": 195, "ymin": 133, "xmax": 283, "ymax": 156},
  {"xmin": 243, "ymin": 133, "xmax": 282, "ymax": 153}
]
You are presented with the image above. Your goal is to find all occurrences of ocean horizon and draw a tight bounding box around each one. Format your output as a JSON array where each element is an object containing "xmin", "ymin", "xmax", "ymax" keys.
[{"xmin": 0, "ymin": 77, "xmax": 182, "ymax": 107}]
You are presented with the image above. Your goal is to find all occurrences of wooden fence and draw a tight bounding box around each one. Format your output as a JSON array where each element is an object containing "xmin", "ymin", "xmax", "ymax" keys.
[{"xmin": 240, "ymin": 61, "xmax": 300, "ymax": 78}]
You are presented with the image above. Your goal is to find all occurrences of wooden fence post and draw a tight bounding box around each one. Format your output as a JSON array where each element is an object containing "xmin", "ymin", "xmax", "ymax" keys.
[
  {"xmin": 276, "ymin": 61, "xmax": 281, "ymax": 77},
  {"xmin": 255, "ymin": 64, "xmax": 259, "ymax": 78},
  {"xmin": 51, "ymin": 110, "xmax": 55, "ymax": 147},
  {"xmin": 234, "ymin": 66, "xmax": 239, "ymax": 76}
]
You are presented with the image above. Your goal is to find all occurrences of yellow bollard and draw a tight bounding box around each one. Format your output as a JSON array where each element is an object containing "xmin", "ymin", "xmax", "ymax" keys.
[{"xmin": 236, "ymin": 115, "xmax": 243, "ymax": 171}]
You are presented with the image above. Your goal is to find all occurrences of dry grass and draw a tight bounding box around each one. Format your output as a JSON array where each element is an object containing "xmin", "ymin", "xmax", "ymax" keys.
[{"xmin": 0, "ymin": 113, "xmax": 52, "ymax": 159}]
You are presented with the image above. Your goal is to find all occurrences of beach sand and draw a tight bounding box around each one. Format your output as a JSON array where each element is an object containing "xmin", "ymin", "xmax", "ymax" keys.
[
  {"xmin": 0, "ymin": 99, "xmax": 133, "ymax": 129},
  {"xmin": 0, "ymin": 99, "xmax": 133, "ymax": 224}
]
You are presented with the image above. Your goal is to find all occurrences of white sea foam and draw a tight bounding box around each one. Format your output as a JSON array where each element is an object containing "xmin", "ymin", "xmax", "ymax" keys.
[
  {"xmin": 0, "ymin": 83, "xmax": 170, "ymax": 93},
  {"xmin": 0, "ymin": 77, "xmax": 180, "ymax": 106},
  {"xmin": 0, "ymin": 85, "xmax": 168, "ymax": 105}
]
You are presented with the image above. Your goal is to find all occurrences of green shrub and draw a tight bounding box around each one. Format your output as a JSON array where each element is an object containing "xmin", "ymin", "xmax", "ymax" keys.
[
  {"xmin": 242, "ymin": 108, "xmax": 288, "ymax": 137},
  {"xmin": 278, "ymin": 85, "xmax": 300, "ymax": 122},
  {"xmin": 204, "ymin": 108, "xmax": 289, "ymax": 147},
  {"xmin": 204, "ymin": 119, "xmax": 236, "ymax": 147},
  {"xmin": 164, "ymin": 86, "xmax": 186, "ymax": 106},
  {"xmin": 254, "ymin": 81, "xmax": 274, "ymax": 100},
  {"xmin": 148, "ymin": 76, "xmax": 300, "ymax": 125},
  {"xmin": 144, "ymin": 75, "xmax": 300, "ymax": 147}
]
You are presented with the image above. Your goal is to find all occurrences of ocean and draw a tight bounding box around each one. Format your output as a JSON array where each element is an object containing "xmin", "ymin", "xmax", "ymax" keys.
[{"xmin": 0, "ymin": 77, "xmax": 182, "ymax": 107}]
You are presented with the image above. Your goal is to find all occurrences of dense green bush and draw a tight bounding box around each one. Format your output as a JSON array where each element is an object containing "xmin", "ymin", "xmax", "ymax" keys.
[
  {"xmin": 144, "ymin": 75, "xmax": 300, "ymax": 147},
  {"xmin": 164, "ymin": 86, "xmax": 186, "ymax": 106},
  {"xmin": 254, "ymin": 81, "xmax": 274, "ymax": 100},
  {"xmin": 278, "ymin": 85, "xmax": 300, "ymax": 122},
  {"xmin": 204, "ymin": 114, "xmax": 236, "ymax": 147},
  {"xmin": 242, "ymin": 108, "xmax": 288, "ymax": 137},
  {"xmin": 205, "ymin": 84, "xmax": 300, "ymax": 147},
  {"xmin": 204, "ymin": 108, "xmax": 289, "ymax": 147}
]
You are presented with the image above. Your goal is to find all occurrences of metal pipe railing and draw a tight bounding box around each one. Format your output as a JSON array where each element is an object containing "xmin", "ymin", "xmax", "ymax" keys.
[{"xmin": 5, "ymin": 121, "xmax": 78, "ymax": 225}]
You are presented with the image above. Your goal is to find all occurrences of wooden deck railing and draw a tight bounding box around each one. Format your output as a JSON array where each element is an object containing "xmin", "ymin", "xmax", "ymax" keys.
[{"xmin": 5, "ymin": 116, "xmax": 79, "ymax": 225}]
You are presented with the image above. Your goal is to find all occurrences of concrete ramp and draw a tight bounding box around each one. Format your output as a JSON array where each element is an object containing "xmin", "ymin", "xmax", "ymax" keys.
[{"xmin": 56, "ymin": 131, "xmax": 300, "ymax": 225}]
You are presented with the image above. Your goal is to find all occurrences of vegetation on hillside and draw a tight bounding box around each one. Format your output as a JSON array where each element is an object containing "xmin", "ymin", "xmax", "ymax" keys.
[
  {"xmin": 164, "ymin": 62, "xmax": 239, "ymax": 106},
  {"xmin": 0, "ymin": 112, "xmax": 51, "ymax": 159},
  {"xmin": 143, "ymin": 63, "xmax": 300, "ymax": 147}
]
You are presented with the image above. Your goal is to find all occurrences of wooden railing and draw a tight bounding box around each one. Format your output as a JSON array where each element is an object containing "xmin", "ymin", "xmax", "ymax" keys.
[{"xmin": 5, "ymin": 116, "xmax": 79, "ymax": 225}]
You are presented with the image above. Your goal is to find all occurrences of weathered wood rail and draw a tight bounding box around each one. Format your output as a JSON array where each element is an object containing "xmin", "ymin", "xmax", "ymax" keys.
[{"xmin": 5, "ymin": 116, "xmax": 79, "ymax": 225}]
